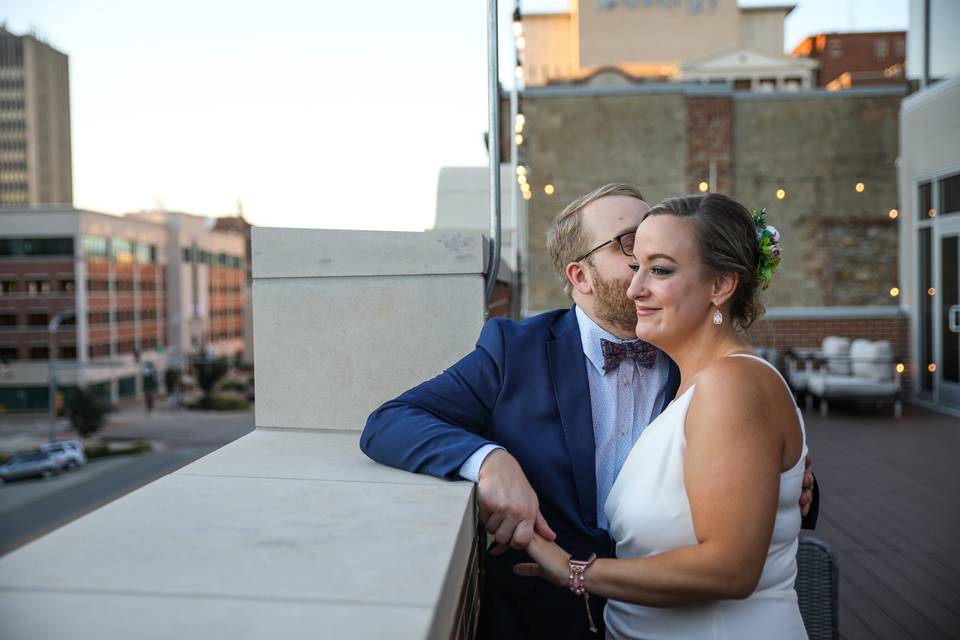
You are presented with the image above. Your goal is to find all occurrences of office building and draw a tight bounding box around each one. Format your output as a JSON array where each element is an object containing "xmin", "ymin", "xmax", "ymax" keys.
[{"xmin": 0, "ymin": 27, "xmax": 72, "ymax": 206}]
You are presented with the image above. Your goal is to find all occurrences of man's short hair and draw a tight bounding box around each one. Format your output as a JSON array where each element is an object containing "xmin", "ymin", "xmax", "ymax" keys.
[{"xmin": 546, "ymin": 183, "xmax": 646, "ymax": 297}]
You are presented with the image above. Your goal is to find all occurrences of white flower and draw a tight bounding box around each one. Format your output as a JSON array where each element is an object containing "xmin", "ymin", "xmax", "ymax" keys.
[{"xmin": 767, "ymin": 225, "xmax": 780, "ymax": 243}]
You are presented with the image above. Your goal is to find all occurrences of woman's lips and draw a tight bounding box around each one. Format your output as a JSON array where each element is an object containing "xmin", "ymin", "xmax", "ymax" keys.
[{"xmin": 635, "ymin": 307, "xmax": 660, "ymax": 317}]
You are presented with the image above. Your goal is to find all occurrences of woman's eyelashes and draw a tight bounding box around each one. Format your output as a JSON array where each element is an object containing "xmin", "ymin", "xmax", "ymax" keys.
[{"xmin": 629, "ymin": 263, "xmax": 673, "ymax": 276}]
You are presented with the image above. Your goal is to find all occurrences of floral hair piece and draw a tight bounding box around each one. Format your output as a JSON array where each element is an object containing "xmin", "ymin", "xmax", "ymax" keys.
[{"xmin": 752, "ymin": 208, "xmax": 781, "ymax": 290}]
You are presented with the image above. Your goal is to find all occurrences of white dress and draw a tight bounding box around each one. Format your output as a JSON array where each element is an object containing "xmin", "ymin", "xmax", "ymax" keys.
[{"xmin": 603, "ymin": 354, "xmax": 809, "ymax": 640}]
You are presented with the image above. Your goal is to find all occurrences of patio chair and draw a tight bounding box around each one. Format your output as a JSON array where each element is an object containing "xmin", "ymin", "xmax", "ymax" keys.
[
  {"xmin": 784, "ymin": 337, "xmax": 850, "ymax": 408},
  {"xmin": 795, "ymin": 536, "xmax": 839, "ymax": 640},
  {"xmin": 806, "ymin": 338, "xmax": 902, "ymax": 418}
]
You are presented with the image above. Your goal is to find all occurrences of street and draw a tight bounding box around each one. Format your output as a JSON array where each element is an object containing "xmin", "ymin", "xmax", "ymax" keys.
[{"xmin": 0, "ymin": 405, "xmax": 254, "ymax": 556}]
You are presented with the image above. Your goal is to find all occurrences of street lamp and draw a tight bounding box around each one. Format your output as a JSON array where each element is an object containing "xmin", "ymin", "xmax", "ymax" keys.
[{"xmin": 48, "ymin": 309, "xmax": 76, "ymax": 443}]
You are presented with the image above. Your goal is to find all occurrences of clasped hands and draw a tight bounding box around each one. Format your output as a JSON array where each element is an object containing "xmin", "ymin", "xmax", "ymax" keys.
[{"xmin": 478, "ymin": 449, "xmax": 816, "ymax": 586}]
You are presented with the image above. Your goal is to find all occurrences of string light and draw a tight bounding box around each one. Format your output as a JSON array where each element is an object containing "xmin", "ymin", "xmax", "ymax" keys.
[
  {"xmin": 888, "ymin": 208, "xmax": 899, "ymax": 219},
  {"xmin": 518, "ymin": 174, "xmax": 527, "ymax": 186},
  {"xmin": 516, "ymin": 36, "xmax": 526, "ymax": 50},
  {"xmin": 544, "ymin": 184, "xmax": 555, "ymax": 195},
  {"xmin": 698, "ymin": 181, "xmax": 709, "ymax": 192},
  {"xmin": 515, "ymin": 65, "xmax": 524, "ymax": 79},
  {"xmin": 929, "ymin": 208, "xmax": 938, "ymax": 218},
  {"xmin": 928, "ymin": 363, "xmax": 937, "ymax": 373},
  {"xmin": 895, "ymin": 363, "xmax": 905, "ymax": 374},
  {"xmin": 776, "ymin": 188, "xmax": 786, "ymax": 200},
  {"xmin": 928, "ymin": 287, "xmax": 936, "ymax": 296},
  {"xmin": 889, "ymin": 287, "xmax": 899, "ymax": 297},
  {"xmin": 515, "ymin": 134, "xmax": 524, "ymax": 145},
  {"xmin": 516, "ymin": 165, "xmax": 527, "ymax": 177},
  {"xmin": 522, "ymin": 190, "xmax": 532, "ymax": 200},
  {"xmin": 855, "ymin": 182, "xmax": 865, "ymax": 193}
]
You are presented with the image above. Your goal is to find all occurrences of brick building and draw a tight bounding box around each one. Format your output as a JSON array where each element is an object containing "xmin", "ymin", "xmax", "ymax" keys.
[
  {"xmin": 0, "ymin": 207, "xmax": 247, "ymax": 411},
  {"xmin": 791, "ymin": 32, "xmax": 907, "ymax": 90},
  {"xmin": 514, "ymin": 82, "xmax": 906, "ymax": 381}
]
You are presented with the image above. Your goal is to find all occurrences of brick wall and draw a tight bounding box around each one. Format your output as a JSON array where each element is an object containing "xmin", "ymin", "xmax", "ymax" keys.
[
  {"xmin": 522, "ymin": 91, "xmax": 688, "ymax": 311},
  {"xmin": 686, "ymin": 96, "xmax": 733, "ymax": 195}
]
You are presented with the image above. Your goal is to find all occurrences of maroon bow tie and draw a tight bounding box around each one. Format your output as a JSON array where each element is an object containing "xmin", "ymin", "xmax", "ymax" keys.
[{"xmin": 601, "ymin": 339, "xmax": 657, "ymax": 373}]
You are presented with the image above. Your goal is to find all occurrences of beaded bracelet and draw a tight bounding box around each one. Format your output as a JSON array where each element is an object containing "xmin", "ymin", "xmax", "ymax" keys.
[{"xmin": 568, "ymin": 553, "xmax": 598, "ymax": 633}]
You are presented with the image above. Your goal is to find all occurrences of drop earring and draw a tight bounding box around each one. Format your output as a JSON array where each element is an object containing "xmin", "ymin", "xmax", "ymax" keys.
[{"xmin": 712, "ymin": 305, "xmax": 723, "ymax": 326}]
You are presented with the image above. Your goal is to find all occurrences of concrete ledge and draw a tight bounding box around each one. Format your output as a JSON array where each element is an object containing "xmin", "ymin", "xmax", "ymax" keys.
[
  {"xmin": 252, "ymin": 229, "xmax": 486, "ymax": 279},
  {"xmin": 0, "ymin": 429, "xmax": 478, "ymax": 639}
]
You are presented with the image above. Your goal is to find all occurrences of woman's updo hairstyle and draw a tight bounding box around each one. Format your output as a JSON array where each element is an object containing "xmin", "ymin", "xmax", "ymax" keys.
[{"xmin": 643, "ymin": 193, "xmax": 765, "ymax": 328}]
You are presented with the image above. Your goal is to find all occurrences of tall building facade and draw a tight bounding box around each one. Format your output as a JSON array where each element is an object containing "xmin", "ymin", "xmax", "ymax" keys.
[
  {"xmin": 520, "ymin": 1, "xmax": 816, "ymax": 90},
  {"xmin": 0, "ymin": 27, "xmax": 72, "ymax": 206}
]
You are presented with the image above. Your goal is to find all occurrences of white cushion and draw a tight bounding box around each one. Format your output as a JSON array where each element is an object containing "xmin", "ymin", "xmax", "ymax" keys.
[
  {"xmin": 850, "ymin": 339, "xmax": 894, "ymax": 382},
  {"xmin": 807, "ymin": 373, "xmax": 900, "ymax": 398},
  {"xmin": 822, "ymin": 336, "xmax": 851, "ymax": 375}
]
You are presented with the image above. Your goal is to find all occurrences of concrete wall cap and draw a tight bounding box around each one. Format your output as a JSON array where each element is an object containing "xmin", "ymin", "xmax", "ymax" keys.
[{"xmin": 252, "ymin": 228, "xmax": 486, "ymax": 279}]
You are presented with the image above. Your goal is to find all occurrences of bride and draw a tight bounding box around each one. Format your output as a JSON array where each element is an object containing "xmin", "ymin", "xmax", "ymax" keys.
[{"xmin": 515, "ymin": 193, "xmax": 808, "ymax": 639}]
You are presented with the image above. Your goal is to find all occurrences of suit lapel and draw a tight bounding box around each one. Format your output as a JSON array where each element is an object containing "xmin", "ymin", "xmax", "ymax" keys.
[
  {"xmin": 546, "ymin": 309, "xmax": 599, "ymax": 529},
  {"xmin": 660, "ymin": 358, "xmax": 682, "ymax": 414}
]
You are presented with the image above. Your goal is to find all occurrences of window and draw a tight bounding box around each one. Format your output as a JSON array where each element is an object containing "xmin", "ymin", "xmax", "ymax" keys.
[
  {"xmin": 59, "ymin": 346, "xmax": 77, "ymax": 359},
  {"xmin": 58, "ymin": 279, "xmax": 75, "ymax": 293},
  {"xmin": 0, "ymin": 347, "xmax": 17, "ymax": 360},
  {"xmin": 27, "ymin": 313, "xmax": 48, "ymax": 326},
  {"xmin": 182, "ymin": 247, "xmax": 192, "ymax": 262},
  {"xmin": 28, "ymin": 346, "xmax": 50, "ymax": 359},
  {"xmin": 0, "ymin": 313, "xmax": 16, "ymax": 327},
  {"xmin": 113, "ymin": 238, "xmax": 133, "ymax": 263},
  {"xmin": 0, "ymin": 237, "xmax": 74, "ymax": 257},
  {"xmin": 82, "ymin": 235, "xmax": 109, "ymax": 259},
  {"xmin": 135, "ymin": 243, "xmax": 154, "ymax": 264},
  {"xmin": 27, "ymin": 280, "xmax": 50, "ymax": 296},
  {"xmin": 919, "ymin": 181, "xmax": 933, "ymax": 219},
  {"xmin": 939, "ymin": 173, "xmax": 960, "ymax": 216},
  {"xmin": 875, "ymin": 39, "xmax": 889, "ymax": 59},
  {"xmin": 828, "ymin": 39, "xmax": 842, "ymax": 58},
  {"xmin": 0, "ymin": 280, "xmax": 16, "ymax": 295}
]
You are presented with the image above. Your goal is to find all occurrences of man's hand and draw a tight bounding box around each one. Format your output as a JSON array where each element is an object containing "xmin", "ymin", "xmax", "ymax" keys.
[
  {"xmin": 800, "ymin": 453, "xmax": 814, "ymax": 517},
  {"xmin": 477, "ymin": 449, "xmax": 556, "ymax": 555}
]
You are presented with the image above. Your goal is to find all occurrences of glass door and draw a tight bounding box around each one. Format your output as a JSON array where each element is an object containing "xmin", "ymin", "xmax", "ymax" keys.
[{"xmin": 937, "ymin": 219, "xmax": 960, "ymax": 410}]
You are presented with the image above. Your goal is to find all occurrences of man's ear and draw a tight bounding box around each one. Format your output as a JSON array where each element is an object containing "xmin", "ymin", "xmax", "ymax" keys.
[
  {"xmin": 710, "ymin": 272, "xmax": 738, "ymax": 307},
  {"xmin": 566, "ymin": 261, "xmax": 593, "ymax": 296}
]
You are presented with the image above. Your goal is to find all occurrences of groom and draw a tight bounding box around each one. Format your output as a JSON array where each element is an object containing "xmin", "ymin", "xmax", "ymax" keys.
[{"xmin": 360, "ymin": 183, "xmax": 816, "ymax": 639}]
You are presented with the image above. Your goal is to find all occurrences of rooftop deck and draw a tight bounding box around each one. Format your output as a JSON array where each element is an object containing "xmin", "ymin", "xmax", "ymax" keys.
[{"xmin": 804, "ymin": 403, "xmax": 960, "ymax": 639}]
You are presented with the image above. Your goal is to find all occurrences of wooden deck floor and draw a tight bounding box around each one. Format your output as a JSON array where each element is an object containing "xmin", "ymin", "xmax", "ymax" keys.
[{"xmin": 803, "ymin": 402, "xmax": 960, "ymax": 639}]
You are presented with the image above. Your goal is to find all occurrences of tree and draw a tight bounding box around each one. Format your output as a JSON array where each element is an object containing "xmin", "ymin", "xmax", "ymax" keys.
[
  {"xmin": 195, "ymin": 357, "xmax": 229, "ymax": 409},
  {"xmin": 68, "ymin": 386, "xmax": 111, "ymax": 438},
  {"xmin": 164, "ymin": 367, "xmax": 181, "ymax": 395}
]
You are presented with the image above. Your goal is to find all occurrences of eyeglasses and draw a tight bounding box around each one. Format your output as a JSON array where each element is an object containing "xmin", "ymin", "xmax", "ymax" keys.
[{"xmin": 575, "ymin": 230, "xmax": 636, "ymax": 262}]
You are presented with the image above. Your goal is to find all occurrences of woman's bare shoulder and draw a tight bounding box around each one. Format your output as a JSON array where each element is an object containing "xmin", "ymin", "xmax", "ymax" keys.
[{"xmin": 688, "ymin": 357, "xmax": 792, "ymax": 433}]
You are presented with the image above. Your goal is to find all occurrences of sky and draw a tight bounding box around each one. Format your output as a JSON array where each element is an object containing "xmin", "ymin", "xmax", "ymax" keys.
[{"xmin": 3, "ymin": 0, "xmax": 908, "ymax": 231}]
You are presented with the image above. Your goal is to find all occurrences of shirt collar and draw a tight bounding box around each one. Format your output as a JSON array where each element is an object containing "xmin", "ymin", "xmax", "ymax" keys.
[{"xmin": 575, "ymin": 305, "xmax": 631, "ymax": 374}]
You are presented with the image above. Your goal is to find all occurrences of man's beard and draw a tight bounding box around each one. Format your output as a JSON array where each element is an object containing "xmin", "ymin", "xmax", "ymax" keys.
[{"xmin": 590, "ymin": 267, "xmax": 637, "ymax": 335}]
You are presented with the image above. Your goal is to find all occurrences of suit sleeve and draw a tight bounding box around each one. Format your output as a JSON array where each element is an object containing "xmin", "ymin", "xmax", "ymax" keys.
[
  {"xmin": 800, "ymin": 474, "xmax": 819, "ymax": 530},
  {"xmin": 359, "ymin": 318, "xmax": 508, "ymax": 480}
]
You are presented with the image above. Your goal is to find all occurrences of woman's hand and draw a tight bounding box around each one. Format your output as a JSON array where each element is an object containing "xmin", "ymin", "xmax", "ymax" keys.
[{"xmin": 512, "ymin": 534, "xmax": 571, "ymax": 587}]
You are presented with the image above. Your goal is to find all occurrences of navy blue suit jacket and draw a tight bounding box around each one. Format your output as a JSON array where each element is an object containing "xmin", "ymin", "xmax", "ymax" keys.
[{"xmin": 361, "ymin": 307, "xmax": 681, "ymax": 639}]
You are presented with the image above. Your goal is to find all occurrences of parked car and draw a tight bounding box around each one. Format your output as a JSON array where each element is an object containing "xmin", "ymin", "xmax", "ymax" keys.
[
  {"xmin": 0, "ymin": 451, "xmax": 62, "ymax": 483},
  {"xmin": 40, "ymin": 440, "xmax": 86, "ymax": 471}
]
